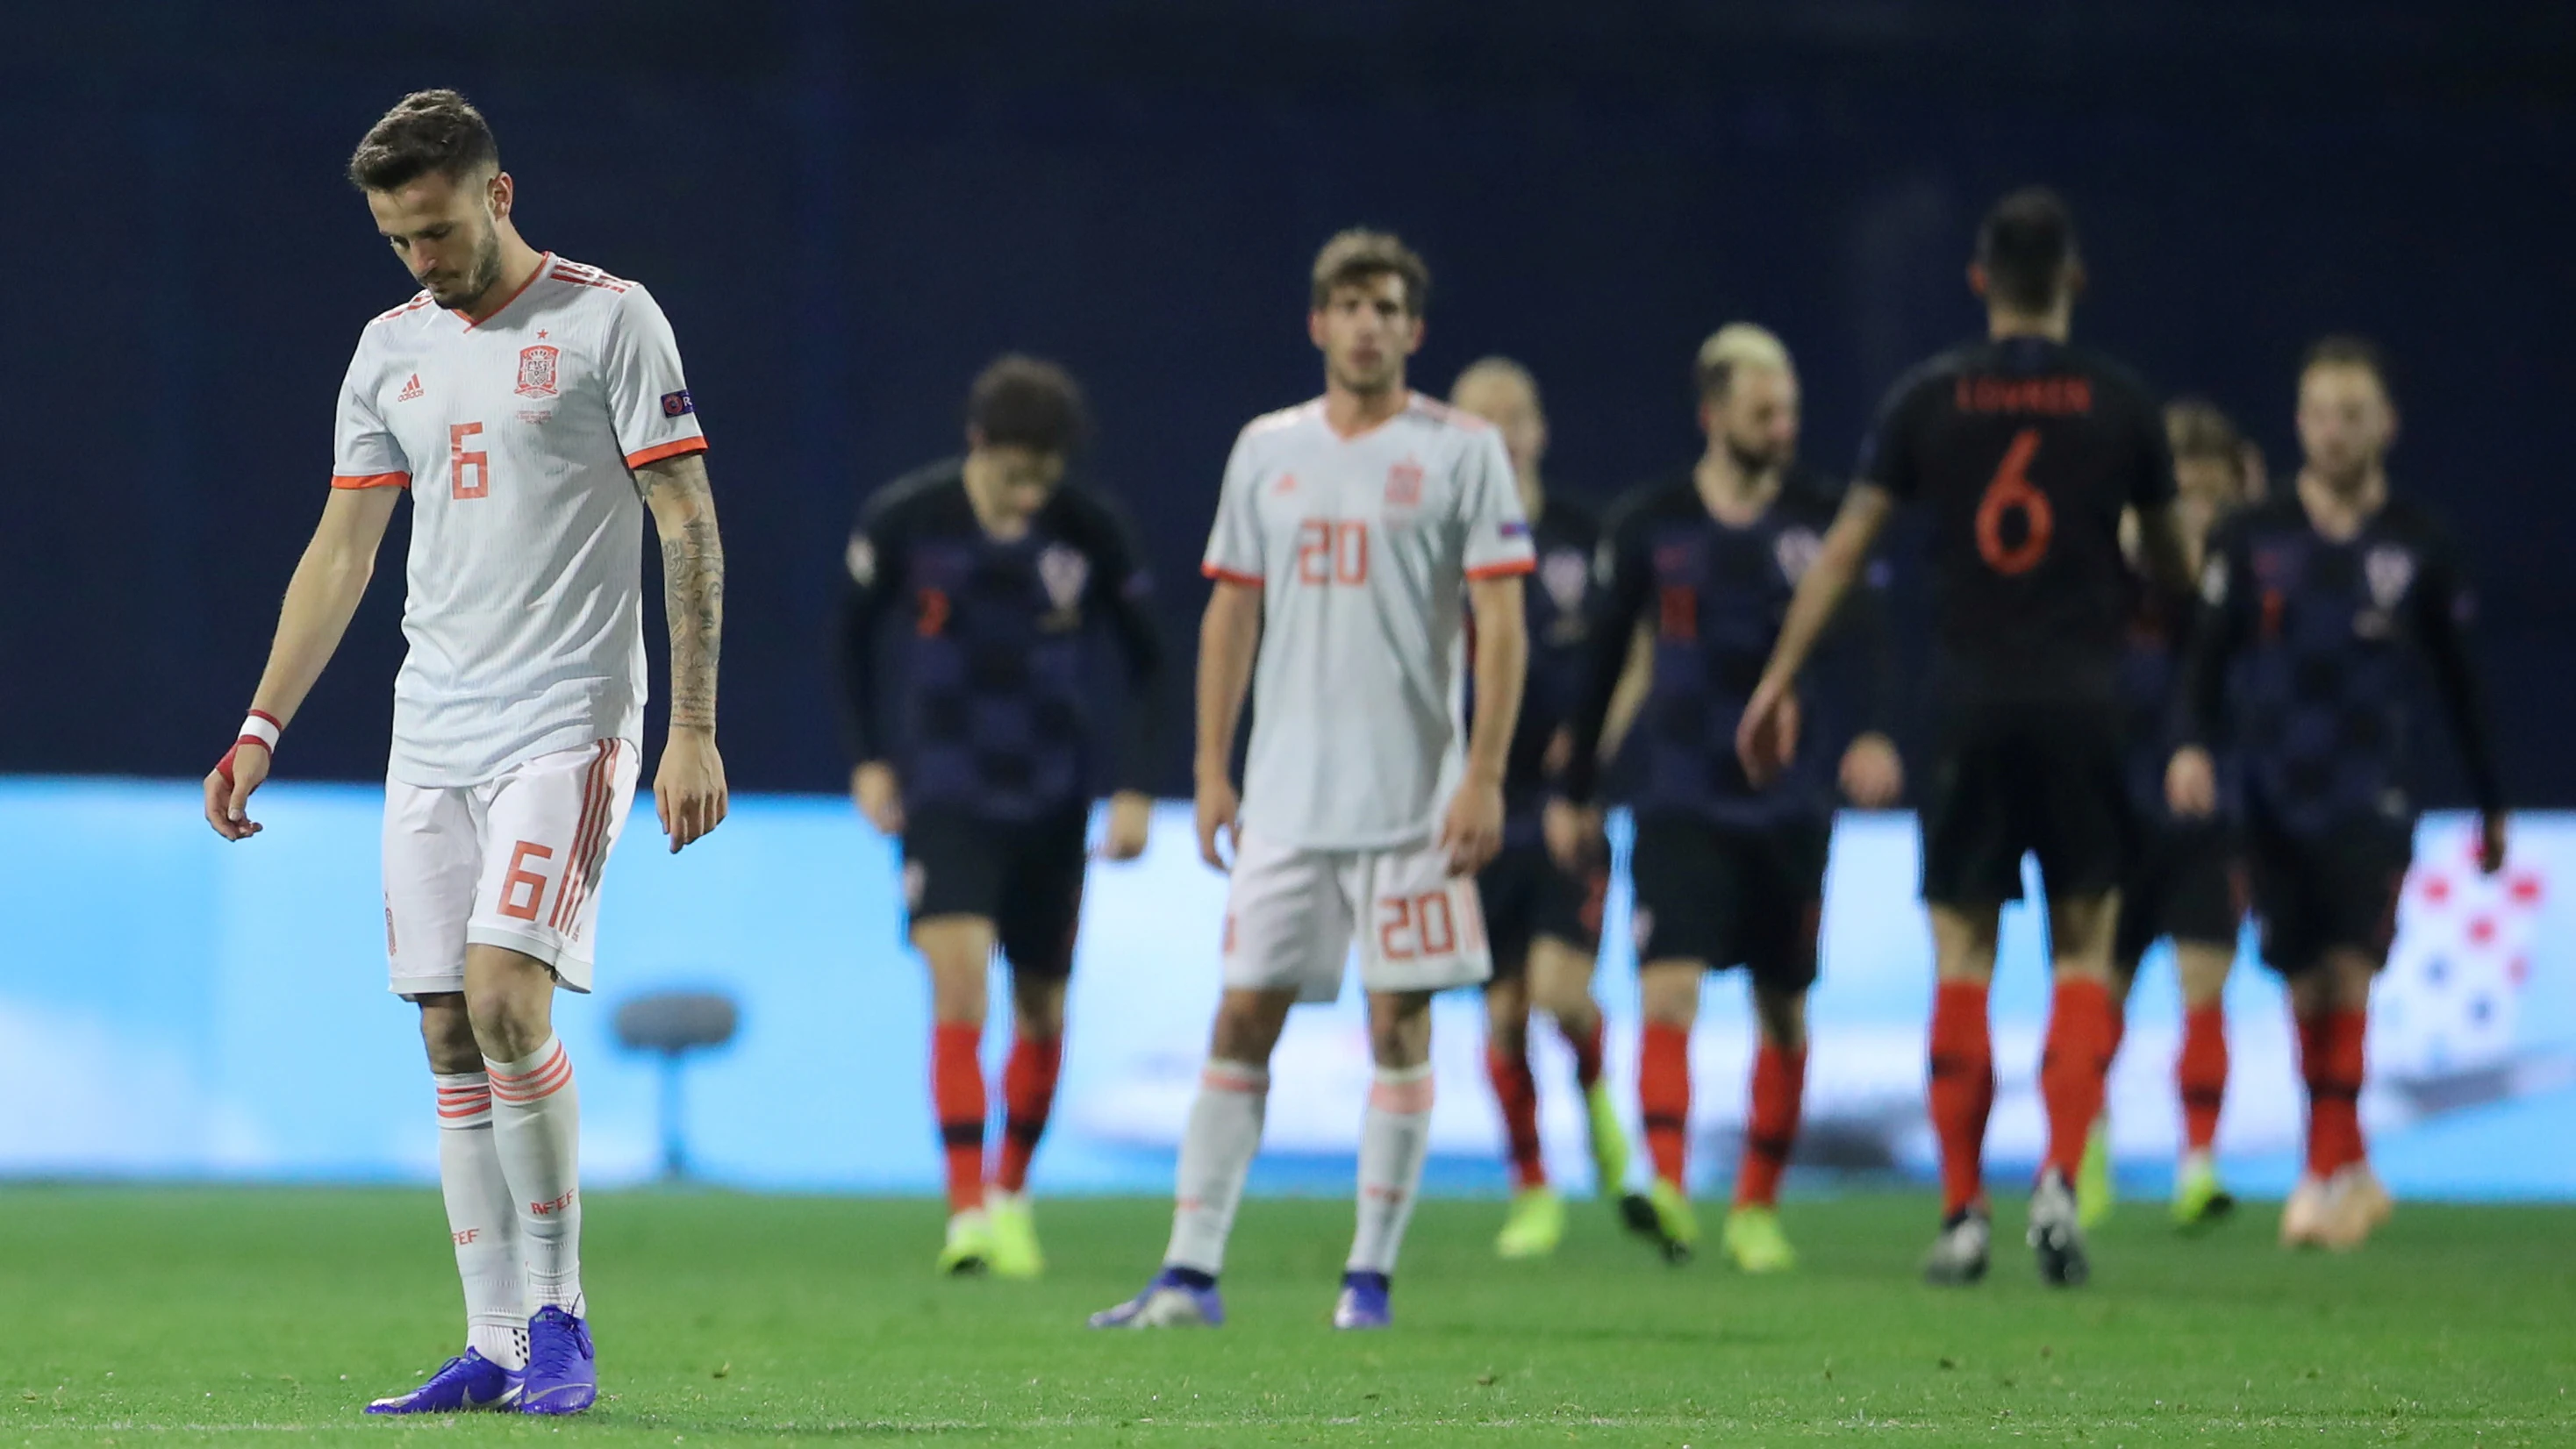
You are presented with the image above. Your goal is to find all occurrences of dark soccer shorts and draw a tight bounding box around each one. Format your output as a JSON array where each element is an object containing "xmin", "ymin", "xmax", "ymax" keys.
[
  {"xmin": 901, "ymin": 806, "xmax": 1090, "ymax": 979},
  {"xmin": 2114, "ymin": 820, "xmax": 2244, "ymax": 967},
  {"xmin": 1918, "ymin": 698, "xmax": 2132, "ymax": 907},
  {"xmin": 2246, "ymin": 811, "xmax": 2415, "ymax": 975},
  {"xmin": 1628, "ymin": 815, "xmax": 1828, "ymax": 994},
  {"xmin": 1476, "ymin": 842, "xmax": 1605, "ymax": 978}
]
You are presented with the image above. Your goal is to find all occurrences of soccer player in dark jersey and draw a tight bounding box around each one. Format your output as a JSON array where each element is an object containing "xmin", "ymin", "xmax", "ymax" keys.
[
  {"xmin": 1737, "ymin": 189, "xmax": 2197, "ymax": 1288},
  {"xmin": 835, "ymin": 355, "xmax": 1167, "ymax": 1278},
  {"xmin": 1449, "ymin": 357, "xmax": 1635, "ymax": 1260},
  {"xmin": 2168, "ymin": 338, "xmax": 2507, "ymax": 1253},
  {"xmin": 1554, "ymin": 325, "xmax": 1903, "ymax": 1273},
  {"xmin": 2078, "ymin": 400, "xmax": 2257, "ymax": 1232}
]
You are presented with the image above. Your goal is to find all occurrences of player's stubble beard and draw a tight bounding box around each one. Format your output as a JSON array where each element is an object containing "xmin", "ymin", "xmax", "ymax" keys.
[
  {"xmin": 1725, "ymin": 432, "xmax": 1790, "ymax": 481},
  {"xmin": 426, "ymin": 221, "xmax": 505, "ymax": 312}
]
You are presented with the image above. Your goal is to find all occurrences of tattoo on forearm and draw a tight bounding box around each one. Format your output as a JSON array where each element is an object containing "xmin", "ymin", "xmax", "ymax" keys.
[{"xmin": 642, "ymin": 460, "xmax": 724, "ymax": 731}]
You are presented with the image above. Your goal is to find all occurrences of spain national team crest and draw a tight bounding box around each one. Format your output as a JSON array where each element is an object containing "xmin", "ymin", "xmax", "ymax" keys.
[
  {"xmin": 514, "ymin": 344, "xmax": 561, "ymax": 399},
  {"xmin": 1038, "ymin": 545, "xmax": 1089, "ymax": 630},
  {"xmin": 1385, "ymin": 458, "xmax": 1424, "ymax": 508}
]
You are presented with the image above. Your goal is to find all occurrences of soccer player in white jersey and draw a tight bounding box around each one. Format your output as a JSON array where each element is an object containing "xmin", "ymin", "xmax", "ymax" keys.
[
  {"xmin": 199, "ymin": 91, "xmax": 728, "ymax": 1417},
  {"xmin": 1090, "ymin": 231, "xmax": 1534, "ymax": 1331}
]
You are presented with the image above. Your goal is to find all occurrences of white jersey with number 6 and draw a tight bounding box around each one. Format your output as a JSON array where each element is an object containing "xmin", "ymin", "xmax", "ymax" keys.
[
  {"xmin": 1201, "ymin": 393, "xmax": 1535, "ymax": 850},
  {"xmin": 330, "ymin": 253, "xmax": 708, "ymax": 788}
]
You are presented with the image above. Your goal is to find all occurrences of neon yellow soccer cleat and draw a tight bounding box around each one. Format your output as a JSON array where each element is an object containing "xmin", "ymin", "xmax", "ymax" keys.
[
  {"xmin": 2076, "ymin": 1116, "xmax": 2117, "ymax": 1230},
  {"xmin": 936, "ymin": 1208, "xmax": 994, "ymax": 1277},
  {"xmin": 1721, "ymin": 1204, "xmax": 1797, "ymax": 1274},
  {"xmin": 2169, "ymin": 1151, "xmax": 2236, "ymax": 1230},
  {"xmin": 1621, "ymin": 1178, "xmax": 1700, "ymax": 1263},
  {"xmin": 984, "ymin": 1190, "xmax": 1045, "ymax": 1280},
  {"xmin": 1494, "ymin": 1185, "xmax": 1567, "ymax": 1260},
  {"xmin": 1583, "ymin": 1080, "xmax": 1632, "ymax": 1203}
]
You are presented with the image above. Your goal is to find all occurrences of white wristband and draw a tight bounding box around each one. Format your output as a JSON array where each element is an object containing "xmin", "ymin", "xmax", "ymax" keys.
[{"xmin": 238, "ymin": 711, "xmax": 282, "ymax": 753}]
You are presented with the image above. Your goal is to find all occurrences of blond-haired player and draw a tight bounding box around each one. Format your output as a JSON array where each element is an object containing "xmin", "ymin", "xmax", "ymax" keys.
[{"xmin": 202, "ymin": 91, "xmax": 727, "ymax": 1416}]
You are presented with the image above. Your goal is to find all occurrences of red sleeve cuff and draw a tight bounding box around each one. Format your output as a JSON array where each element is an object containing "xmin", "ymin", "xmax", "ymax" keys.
[
  {"xmin": 1466, "ymin": 557, "xmax": 1536, "ymax": 580},
  {"xmin": 625, "ymin": 436, "xmax": 710, "ymax": 469},
  {"xmin": 1202, "ymin": 564, "xmax": 1263, "ymax": 586},
  {"xmin": 330, "ymin": 471, "xmax": 410, "ymax": 490}
]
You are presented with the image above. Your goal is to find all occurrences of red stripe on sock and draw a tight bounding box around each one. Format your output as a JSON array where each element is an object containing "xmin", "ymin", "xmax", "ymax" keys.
[
  {"xmin": 1928, "ymin": 980, "xmax": 1993, "ymax": 1217},
  {"xmin": 1485, "ymin": 1045, "xmax": 1546, "ymax": 1190},
  {"xmin": 1639, "ymin": 1022, "xmax": 1691, "ymax": 1190},
  {"xmin": 933, "ymin": 1023, "xmax": 986, "ymax": 1213},
  {"xmin": 2040, "ymin": 977, "xmax": 2114, "ymax": 1182},
  {"xmin": 489, "ymin": 1048, "xmax": 573, "ymax": 1103},
  {"xmin": 1735, "ymin": 1041, "xmax": 1807, "ymax": 1209},
  {"xmin": 2177, "ymin": 1003, "xmax": 2229, "ymax": 1153},
  {"xmin": 995, "ymin": 1035, "xmax": 1063, "ymax": 1194}
]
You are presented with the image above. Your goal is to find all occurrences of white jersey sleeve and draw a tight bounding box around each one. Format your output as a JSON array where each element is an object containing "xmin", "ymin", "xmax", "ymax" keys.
[
  {"xmin": 1457, "ymin": 428, "xmax": 1535, "ymax": 579},
  {"xmin": 598, "ymin": 283, "xmax": 708, "ymax": 471},
  {"xmin": 1201, "ymin": 427, "xmax": 1269, "ymax": 583},
  {"xmin": 331, "ymin": 330, "xmax": 414, "ymax": 490}
]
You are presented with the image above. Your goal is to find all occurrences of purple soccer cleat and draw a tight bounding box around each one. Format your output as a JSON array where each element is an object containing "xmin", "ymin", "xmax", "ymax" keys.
[
  {"xmin": 363, "ymin": 1349, "xmax": 521, "ymax": 1414},
  {"xmin": 1088, "ymin": 1267, "xmax": 1225, "ymax": 1329},
  {"xmin": 519, "ymin": 1306, "xmax": 597, "ymax": 1415},
  {"xmin": 1332, "ymin": 1271, "xmax": 1392, "ymax": 1331}
]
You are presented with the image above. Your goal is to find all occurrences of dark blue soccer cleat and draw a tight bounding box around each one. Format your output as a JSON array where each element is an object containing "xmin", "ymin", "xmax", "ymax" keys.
[
  {"xmin": 1088, "ymin": 1267, "xmax": 1226, "ymax": 1329},
  {"xmin": 1332, "ymin": 1271, "xmax": 1392, "ymax": 1330},
  {"xmin": 363, "ymin": 1349, "xmax": 521, "ymax": 1414},
  {"xmin": 519, "ymin": 1306, "xmax": 597, "ymax": 1415}
]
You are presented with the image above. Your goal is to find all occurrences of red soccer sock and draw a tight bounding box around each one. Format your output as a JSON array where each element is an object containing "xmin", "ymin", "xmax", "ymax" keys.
[
  {"xmin": 2302, "ymin": 1007, "xmax": 2368, "ymax": 1177},
  {"xmin": 1734, "ymin": 1040, "xmax": 1807, "ymax": 1209},
  {"xmin": 2040, "ymin": 977, "xmax": 2115, "ymax": 1183},
  {"xmin": 994, "ymin": 1034, "xmax": 1063, "ymax": 1195},
  {"xmin": 932, "ymin": 1023, "xmax": 986, "ymax": 1214},
  {"xmin": 2176, "ymin": 1003, "xmax": 2229, "ymax": 1154},
  {"xmin": 1485, "ymin": 1045, "xmax": 1547, "ymax": 1190},
  {"xmin": 1561, "ymin": 1014, "xmax": 1607, "ymax": 1093},
  {"xmin": 1928, "ymin": 980, "xmax": 1994, "ymax": 1217},
  {"xmin": 1639, "ymin": 1023, "xmax": 1692, "ymax": 1189}
]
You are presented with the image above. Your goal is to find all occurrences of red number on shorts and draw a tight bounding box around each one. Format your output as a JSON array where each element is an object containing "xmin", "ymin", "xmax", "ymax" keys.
[
  {"xmin": 1296, "ymin": 519, "xmax": 1369, "ymax": 585},
  {"xmin": 1973, "ymin": 428, "xmax": 2053, "ymax": 575},
  {"xmin": 916, "ymin": 587, "xmax": 950, "ymax": 637},
  {"xmin": 497, "ymin": 841, "xmax": 555, "ymax": 922},
  {"xmin": 450, "ymin": 422, "xmax": 490, "ymax": 500},
  {"xmin": 1657, "ymin": 584, "xmax": 1697, "ymax": 640},
  {"xmin": 1377, "ymin": 890, "xmax": 1474, "ymax": 961}
]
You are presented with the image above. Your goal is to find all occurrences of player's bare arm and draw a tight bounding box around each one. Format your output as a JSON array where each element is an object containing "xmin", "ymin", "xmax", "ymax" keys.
[
  {"xmin": 639, "ymin": 451, "xmax": 728, "ymax": 852},
  {"xmin": 1193, "ymin": 580, "xmax": 1263, "ymax": 870},
  {"xmin": 2132, "ymin": 499, "xmax": 2199, "ymax": 595},
  {"xmin": 1446, "ymin": 575, "xmax": 1528, "ymax": 876},
  {"xmin": 204, "ymin": 485, "xmax": 402, "ymax": 840},
  {"xmin": 1739, "ymin": 482, "xmax": 1896, "ymax": 783}
]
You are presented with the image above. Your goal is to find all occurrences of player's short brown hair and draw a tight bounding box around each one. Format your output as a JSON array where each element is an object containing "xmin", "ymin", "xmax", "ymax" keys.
[
  {"xmin": 966, "ymin": 354, "xmax": 1089, "ymax": 455},
  {"xmin": 2166, "ymin": 397, "xmax": 2249, "ymax": 482},
  {"xmin": 1975, "ymin": 186, "xmax": 2080, "ymax": 313},
  {"xmin": 2301, "ymin": 334, "xmax": 2395, "ymax": 401},
  {"xmin": 1311, "ymin": 230, "xmax": 1430, "ymax": 317},
  {"xmin": 347, "ymin": 89, "xmax": 499, "ymax": 193}
]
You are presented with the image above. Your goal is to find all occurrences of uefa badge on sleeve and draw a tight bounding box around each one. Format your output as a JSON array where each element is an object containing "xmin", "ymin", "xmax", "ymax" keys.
[{"xmin": 515, "ymin": 344, "xmax": 561, "ymax": 399}]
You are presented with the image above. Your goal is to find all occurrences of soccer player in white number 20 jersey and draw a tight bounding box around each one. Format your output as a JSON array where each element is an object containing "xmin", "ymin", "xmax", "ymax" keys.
[
  {"xmin": 1091, "ymin": 231, "xmax": 1533, "ymax": 1332},
  {"xmin": 200, "ymin": 92, "xmax": 728, "ymax": 1417}
]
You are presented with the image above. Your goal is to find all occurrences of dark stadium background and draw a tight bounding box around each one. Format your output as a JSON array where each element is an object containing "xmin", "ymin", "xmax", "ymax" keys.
[{"xmin": 7, "ymin": 1, "xmax": 2570, "ymax": 807}]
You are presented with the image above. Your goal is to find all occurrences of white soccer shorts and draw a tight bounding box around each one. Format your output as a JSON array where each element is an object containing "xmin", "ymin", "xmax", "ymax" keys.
[
  {"xmin": 382, "ymin": 739, "xmax": 640, "ymax": 996},
  {"xmin": 1220, "ymin": 829, "xmax": 1493, "ymax": 1002}
]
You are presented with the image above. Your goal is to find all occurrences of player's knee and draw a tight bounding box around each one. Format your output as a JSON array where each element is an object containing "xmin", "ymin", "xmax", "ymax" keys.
[
  {"xmin": 1752, "ymin": 987, "xmax": 1807, "ymax": 1051},
  {"xmin": 414, "ymin": 995, "xmax": 482, "ymax": 1074},
  {"xmin": 461, "ymin": 956, "xmax": 555, "ymax": 1062},
  {"xmin": 1366, "ymin": 994, "xmax": 1433, "ymax": 1067},
  {"xmin": 1210, "ymin": 990, "xmax": 1290, "ymax": 1064},
  {"xmin": 1637, "ymin": 961, "xmax": 1700, "ymax": 1028}
]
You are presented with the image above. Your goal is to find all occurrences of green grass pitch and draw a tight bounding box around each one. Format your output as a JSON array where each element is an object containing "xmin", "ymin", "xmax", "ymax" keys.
[{"xmin": 3, "ymin": 1188, "xmax": 2571, "ymax": 1445}]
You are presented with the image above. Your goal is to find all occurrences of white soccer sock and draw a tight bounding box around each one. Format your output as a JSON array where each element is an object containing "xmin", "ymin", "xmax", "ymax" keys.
[
  {"xmin": 486, "ymin": 1037, "xmax": 584, "ymax": 1317},
  {"xmin": 1347, "ymin": 1063, "xmax": 1435, "ymax": 1276},
  {"xmin": 1163, "ymin": 1060, "xmax": 1270, "ymax": 1275},
  {"xmin": 433, "ymin": 1072, "xmax": 528, "ymax": 1369}
]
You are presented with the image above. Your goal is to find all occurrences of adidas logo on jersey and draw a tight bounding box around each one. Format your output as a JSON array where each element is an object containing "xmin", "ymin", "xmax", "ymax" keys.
[{"xmin": 396, "ymin": 373, "xmax": 425, "ymax": 403}]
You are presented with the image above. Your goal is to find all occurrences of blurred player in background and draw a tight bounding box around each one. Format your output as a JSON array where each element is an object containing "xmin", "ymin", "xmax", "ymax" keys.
[
  {"xmin": 1091, "ymin": 231, "xmax": 1532, "ymax": 1331},
  {"xmin": 1738, "ymin": 189, "xmax": 2196, "ymax": 1288},
  {"xmin": 1554, "ymin": 325, "xmax": 1903, "ymax": 1274},
  {"xmin": 203, "ymin": 91, "xmax": 728, "ymax": 1415},
  {"xmin": 835, "ymin": 356, "xmax": 1164, "ymax": 1280},
  {"xmin": 2169, "ymin": 338, "xmax": 2507, "ymax": 1251},
  {"xmin": 2079, "ymin": 400, "xmax": 2257, "ymax": 1231},
  {"xmin": 1447, "ymin": 358, "xmax": 1635, "ymax": 1260}
]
